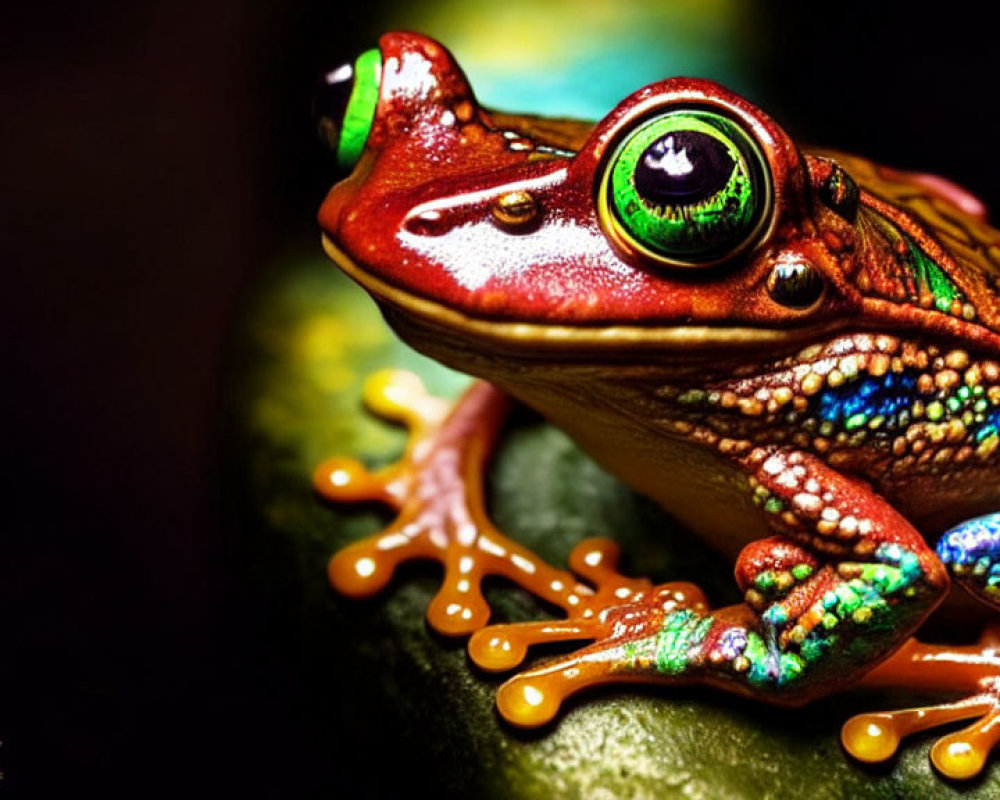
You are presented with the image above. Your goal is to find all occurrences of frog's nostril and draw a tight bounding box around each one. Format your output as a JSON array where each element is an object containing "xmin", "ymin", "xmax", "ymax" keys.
[{"xmin": 491, "ymin": 191, "xmax": 540, "ymax": 231}]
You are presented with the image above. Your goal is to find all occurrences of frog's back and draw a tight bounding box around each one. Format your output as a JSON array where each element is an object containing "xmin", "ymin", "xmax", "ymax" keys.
[{"xmin": 808, "ymin": 147, "xmax": 1000, "ymax": 338}]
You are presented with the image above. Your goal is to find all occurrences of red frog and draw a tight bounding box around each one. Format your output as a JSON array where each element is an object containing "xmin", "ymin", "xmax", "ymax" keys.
[{"xmin": 314, "ymin": 32, "xmax": 1000, "ymax": 779}]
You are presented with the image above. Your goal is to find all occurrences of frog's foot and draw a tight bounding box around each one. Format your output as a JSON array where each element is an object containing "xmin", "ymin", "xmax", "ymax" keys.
[
  {"xmin": 484, "ymin": 541, "xmax": 878, "ymax": 728},
  {"xmin": 482, "ymin": 581, "xmax": 716, "ymax": 727},
  {"xmin": 315, "ymin": 369, "xmax": 454, "ymax": 597},
  {"xmin": 937, "ymin": 513, "xmax": 1000, "ymax": 609},
  {"xmin": 469, "ymin": 537, "xmax": 693, "ymax": 671},
  {"xmin": 316, "ymin": 374, "xmax": 647, "ymax": 636},
  {"xmin": 842, "ymin": 629, "xmax": 1000, "ymax": 779},
  {"xmin": 488, "ymin": 447, "xmax": 956, "ymax": 729},
  {"xmin": 470, "ymin": 536, "xmax": 807, "ymax": 677}
]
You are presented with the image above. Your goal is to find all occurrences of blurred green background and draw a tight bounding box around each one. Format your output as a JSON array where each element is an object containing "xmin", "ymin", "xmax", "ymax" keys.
[{"xmin": 7, "ymin": 0, "xmax": 1000, "ymax": 796}]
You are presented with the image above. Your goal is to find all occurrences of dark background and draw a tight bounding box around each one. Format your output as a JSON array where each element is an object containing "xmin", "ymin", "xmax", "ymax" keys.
[{"xmin": 5, "ymin": 1, "xmax": 1000, "ymax": 796}]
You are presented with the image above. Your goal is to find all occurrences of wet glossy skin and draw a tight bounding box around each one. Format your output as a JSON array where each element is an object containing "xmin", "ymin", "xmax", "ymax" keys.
[
  {"xmin": 317, "ymin": 32, "xmax": 1000, "ymax": 779},
  {"xmin": 320, "ymin": 32, "xmax": 1000, "ymax": 566}
]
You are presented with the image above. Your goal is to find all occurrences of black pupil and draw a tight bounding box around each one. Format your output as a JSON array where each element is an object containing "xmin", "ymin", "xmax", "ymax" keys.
[
  {"xmin": 633, "ymin": 130, "xmax": 734, "ymax": 207},
  {"xmin": 313, "ymin": 62, "xmax": 355, "ymax": 150}
]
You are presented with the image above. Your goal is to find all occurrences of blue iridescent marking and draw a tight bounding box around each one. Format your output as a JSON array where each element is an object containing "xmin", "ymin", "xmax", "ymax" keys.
[
  {"xmin": 717, "ymin": 627, "xmax": 747, "ymax": 659},
  {"xmin": 975, "ymin": 409, "xmax": 1000, "ymax": 443},
  {"xmin": 813, "ymin": 370, "xmax": 999, "ymax": 443},
  {"xmin": 937, "ymin": 513, "xmax": 1000, "ymax": 566},
  {"xmin": 816, "ymin": 372, "xmax": 917, "ymax": 429}
]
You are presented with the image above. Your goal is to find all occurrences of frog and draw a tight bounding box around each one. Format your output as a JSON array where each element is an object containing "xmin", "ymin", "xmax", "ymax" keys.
[{"xmin": 312, "ymin": 32, "xmax": 1000, "ymax": 779}]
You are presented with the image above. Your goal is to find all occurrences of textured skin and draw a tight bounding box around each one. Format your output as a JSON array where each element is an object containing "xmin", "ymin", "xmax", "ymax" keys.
[{"xmin": 317, "ymin": 32, "xmax": 1000, "ymax": 778}]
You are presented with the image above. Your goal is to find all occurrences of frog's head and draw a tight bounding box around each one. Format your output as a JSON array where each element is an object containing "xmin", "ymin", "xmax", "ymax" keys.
[{"xmin": 317, "ymin": 32, "xmax": 998, "ymax": 378}]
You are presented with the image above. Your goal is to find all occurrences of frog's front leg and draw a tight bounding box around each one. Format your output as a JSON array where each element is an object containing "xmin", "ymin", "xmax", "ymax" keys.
[
  {"xmin": 483, "ymin": 447, "xmax": 951, "ymax": 726},
  {"xmin": 839, "ymin": 511, "xmax": 1000, "ymax": 779},
  {"xmin": 316, "ymin": 370, "xmax": 650, "ymax": 635}
]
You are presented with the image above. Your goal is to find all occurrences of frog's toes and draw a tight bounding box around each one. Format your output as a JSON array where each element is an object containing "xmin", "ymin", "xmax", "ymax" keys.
[
  {"xmin": 843, "ymin": 631, "xmax": 1000, "ymax": 776},
  {"xmin": 480, "ymin": 581, "xmax": 714, "ymax": 724},
  {"xmin": 567, "ymin": 537, "xmax": 628, "ymax": 583},
  {"xmin": 324, "ymin": 380, "xmax": 592, "ymax": 638},
  {"xmin": 929, "ymin": 699, "xmax": 1000, "ymax": 780},
  {"xmin": 315, "ymin": 451, "xmax": 417, "ymax": 597},
  {"xmin": 314, "ymin": 456, "xmax": 406, "ymax": 506},
  {"xmin": 313, "ymin": 370, "xmax": 446, "ymax": 507},
  {"xmin": 426, "ymin": 560, "xmax": 493, "ymax": 635},
  {"xmin": 467, "ymin": 539, "xmax": 663, "ymax": 672},
  {"xmin": 937, "ymin": 512, "xmax": 1000, "ymax": 609},
  {"xmin": 327, "ymin": 532, "xmax": 401, "ymax": 596},
  {"xmin": 843, "ymin": 691, "xmax": 1000, "ymax": 779},
  {"xmin": 495, "ymin": 655, "xmax": 589, "ymax": 728},
  {"xmin": 469, "ymin": 619, "xmax": 606, "ymax": 672},
  {"xmin": 361, "ymin": 368, "xmax": 450, "ymax": 432},
  {"xmin": 492, "ymin": 611, "xmax": 664, "ymax": 728},
  {"xmin": 567, "ymin": 538, "xmax": 660, "ymax": 608},
  {"xmin": 469, "ymin": 582, "xmax": 706, "ymax": 674}
]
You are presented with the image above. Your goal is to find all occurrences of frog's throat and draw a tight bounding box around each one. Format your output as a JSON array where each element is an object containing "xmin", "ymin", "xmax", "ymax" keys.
[{"xmin": 322, "ymin": 234, "xmax": 843, "ymax": 357}]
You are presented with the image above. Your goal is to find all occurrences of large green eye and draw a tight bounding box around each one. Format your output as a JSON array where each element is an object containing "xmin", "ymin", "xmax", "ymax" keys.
[
  {"xmin": 314, "ymin": 48, "xmax": 382, "ymax": 170},
  {"xmin": 598, "ymin": 109, "xmax": 771, "ymax": 266}
]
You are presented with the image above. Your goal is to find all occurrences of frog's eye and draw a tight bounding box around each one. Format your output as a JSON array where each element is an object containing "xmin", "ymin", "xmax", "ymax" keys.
[
  {"xmin": 598, "ymin": 109, "xmax": 771, "ymax": 266},
  {"xmin": 314, "ymin": 48, "xmax": 382, "ymax": 170}
]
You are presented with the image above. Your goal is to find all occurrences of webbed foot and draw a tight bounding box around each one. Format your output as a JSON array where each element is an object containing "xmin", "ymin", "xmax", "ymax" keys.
[
  {"xmin": 474, "ymin": 579, "xmax": 713, "ymax": 726},
  {"xmin": 843, "ymin": 628, "xmax": 1000, "ymax": 779},
  {"xmin": 316, "ymin": 372, "xmax": 648, "ymax": 635}
]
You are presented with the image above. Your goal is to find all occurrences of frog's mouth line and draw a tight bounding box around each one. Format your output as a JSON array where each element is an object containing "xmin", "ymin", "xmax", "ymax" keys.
[{"xmin": 322, "ymin": 235, "xmax": 842, "ymax": 358}]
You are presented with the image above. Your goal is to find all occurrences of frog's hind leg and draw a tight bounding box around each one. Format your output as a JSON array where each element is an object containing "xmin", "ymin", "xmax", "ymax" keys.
[
  {"xmin": 483, "ymin": 537, "xmax": 924, "ymax": 727},
  {"xmin": 937, "ymin": 512, "xmax": 1000, "ymax": 609}
]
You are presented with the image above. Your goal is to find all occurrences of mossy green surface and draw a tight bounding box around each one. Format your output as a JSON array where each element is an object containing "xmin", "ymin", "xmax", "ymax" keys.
[{"xmin": 222, "ymin": 249, "xmax": 1000, "ymax": 798}]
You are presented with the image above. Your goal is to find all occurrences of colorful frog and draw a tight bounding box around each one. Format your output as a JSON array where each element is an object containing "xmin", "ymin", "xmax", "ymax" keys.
[{"xmin": 313, "ymin": 32, "xmax": 1000, "ymax": 779}]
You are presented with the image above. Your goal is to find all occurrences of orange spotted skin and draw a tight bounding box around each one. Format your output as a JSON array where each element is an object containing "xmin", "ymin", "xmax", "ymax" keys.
[{"xmin": 317, "ymin": 32, "xmax": 1000, "ymax": 779}]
